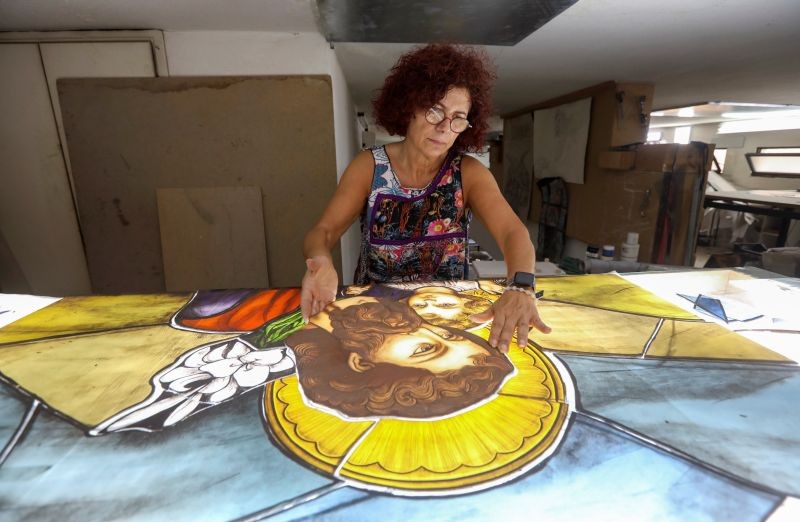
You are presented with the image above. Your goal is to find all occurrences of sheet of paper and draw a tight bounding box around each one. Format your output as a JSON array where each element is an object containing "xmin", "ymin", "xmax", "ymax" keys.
[
  {"xmin": 623, "ymin": 270, "xmax": 800, "ymax": 363},
  {"xmin": 0, "ymin": 294, "xmax": 61, "ymax": 329},
  {"xmin": 533, "ymin": 97, "xmax": 591, "ymax": 184}
]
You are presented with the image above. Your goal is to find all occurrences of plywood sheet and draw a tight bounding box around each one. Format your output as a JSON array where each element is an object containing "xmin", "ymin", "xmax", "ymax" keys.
[
  {"xmin": 58, "ymin": 75, "xmax": 339, "ymax": 292},
  {"xmin": 157, "ymin": 186, "xmax": 269, "ymax": 292}
]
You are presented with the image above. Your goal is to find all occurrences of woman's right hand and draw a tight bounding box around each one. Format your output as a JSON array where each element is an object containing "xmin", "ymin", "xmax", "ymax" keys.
[{"xmin": 301, "ymin": 256, "xmax": 339, "ymax": 322}]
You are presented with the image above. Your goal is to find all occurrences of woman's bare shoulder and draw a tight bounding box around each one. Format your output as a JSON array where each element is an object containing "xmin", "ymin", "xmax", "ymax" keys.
[
  {"xmin": 353, "ymin": 148, "xmax": 377, "ymax": 166},
  {"xmin": 459, "ymin": 154, "xmax": 496, "ymax": 185},
  {"xmin": 342, "ymin": 149, "xmax": 377, "ymax": 182},
  {"xmin": 338, "ymin": 149, "xmax": 377, "ymax": 193}
]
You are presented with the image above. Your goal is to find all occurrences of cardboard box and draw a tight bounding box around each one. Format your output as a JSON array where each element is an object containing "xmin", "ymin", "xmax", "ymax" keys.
[{"xmin": 598, "ymin": 150, "xmax": 636, "ymax": 170}]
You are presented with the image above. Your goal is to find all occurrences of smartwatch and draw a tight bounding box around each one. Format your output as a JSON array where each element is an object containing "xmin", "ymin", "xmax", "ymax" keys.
[{"xmin": 510, "ymin": 271, "xmax": 536, "ymax": 289}]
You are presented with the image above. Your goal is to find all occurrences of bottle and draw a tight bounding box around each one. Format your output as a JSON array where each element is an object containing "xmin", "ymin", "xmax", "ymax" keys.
[
  {"xmin": 621, "ymin": 232, "xmax": 640, "ymax": 262},
  {"xmin": 600, "ymin": 245, "xmax": 615, "ymax": 261}
]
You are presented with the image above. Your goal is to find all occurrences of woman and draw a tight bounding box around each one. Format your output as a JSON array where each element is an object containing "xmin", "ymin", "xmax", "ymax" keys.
[{"xmin": 302, "ymin": 43, "xmax": 550, "ymax": 353}]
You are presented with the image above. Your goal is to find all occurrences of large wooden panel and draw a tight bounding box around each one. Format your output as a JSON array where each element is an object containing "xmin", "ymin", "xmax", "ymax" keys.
[
  {"xmin": 59, "ymin": 76, "xmax": 340, "ymax": 292},
  {"xmin": 157, "ymin": 186, "xmax": 269, "ymax": 292},
  {"xmin": 39, "ymin": 41, "xmax": 156, "ymax": 201}
]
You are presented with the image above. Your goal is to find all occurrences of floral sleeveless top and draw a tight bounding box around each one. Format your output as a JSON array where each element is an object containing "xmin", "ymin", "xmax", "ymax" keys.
[{"xmin": 354, "ymin": 146, "xmax": 472, "ymax": 284}]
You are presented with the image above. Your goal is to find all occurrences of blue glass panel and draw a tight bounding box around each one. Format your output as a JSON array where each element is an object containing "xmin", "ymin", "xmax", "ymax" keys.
[
  {"xmin": 563, "ymin": 354, "xmax": 800, "ymax": 496},
  {"xmin": 0, "ymin": 385, "xmax": 28, "ymax": 446},
  {"xmin": 0, "ymin": 390, "xmax": 331, "ymax": 521},
  {"xmin": 272, "ymin": 416, "xmax": 779, "ymax": 521}
]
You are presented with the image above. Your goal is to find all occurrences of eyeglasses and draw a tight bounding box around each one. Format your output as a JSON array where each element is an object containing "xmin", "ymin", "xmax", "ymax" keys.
[{"xmin": 425, "ymin": 107, "xmax": 472, "ymax": 133}]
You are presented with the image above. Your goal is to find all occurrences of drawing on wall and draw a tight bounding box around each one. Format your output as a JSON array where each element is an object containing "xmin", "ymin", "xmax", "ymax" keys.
[
  {"xmin": 0, "ymin": 273, "xmax": 798, "ymax": 520},
  {"xmin": 533, "ymin": 97, "xmax": 591, "ymax": 184},
  {"xmin": 501, "ymin": 112, "xmax": 535, "ymax": 219}
]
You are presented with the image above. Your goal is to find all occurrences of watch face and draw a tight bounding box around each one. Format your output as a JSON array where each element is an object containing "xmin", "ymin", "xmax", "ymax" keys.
[{"xmin": 513, "ymin": 272, "xmax": 535, "ymax": 287}]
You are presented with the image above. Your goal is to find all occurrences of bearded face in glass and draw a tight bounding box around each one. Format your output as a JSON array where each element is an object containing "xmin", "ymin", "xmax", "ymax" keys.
[
  {"xmin": 286, "ymin": 299, "xmax": 514, "ymax": 419},
  {"xmin": 405, "ymin": 286, "xmax": 492, "ymax": 329}
]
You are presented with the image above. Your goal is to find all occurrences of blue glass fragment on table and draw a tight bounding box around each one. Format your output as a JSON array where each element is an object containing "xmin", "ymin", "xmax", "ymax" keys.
[{"xmin": 678, "ymin": 293, "xmax": 764, "ymax": 323}]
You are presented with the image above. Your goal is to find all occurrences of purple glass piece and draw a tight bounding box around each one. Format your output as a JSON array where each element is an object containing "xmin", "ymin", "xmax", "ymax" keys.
[{"xmin": 179, "ymin": 289, "xmax": 256, "ymax": 319}]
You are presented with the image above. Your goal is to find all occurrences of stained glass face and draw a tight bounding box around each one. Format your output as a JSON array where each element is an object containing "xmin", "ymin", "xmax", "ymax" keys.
[{"xmin": 0, "ymin": 272, "xmax": 797, "ymax": 519}]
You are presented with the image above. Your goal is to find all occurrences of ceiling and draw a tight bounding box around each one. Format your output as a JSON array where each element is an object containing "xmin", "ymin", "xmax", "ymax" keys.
[
  {"xmin": 2, "ymin": 0, "xmax": 799, "ymax": 118},
  {"xmin": 316, "ymin": 0, "xmax": 578, "ymax": 46},
  {"xmin": 649, "ymin": 102, "xmax": 800, "ymax": 129}
]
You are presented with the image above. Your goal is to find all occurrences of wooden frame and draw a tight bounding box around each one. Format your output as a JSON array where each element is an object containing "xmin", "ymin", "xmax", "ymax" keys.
[
  {"xmin": 746, "ymin": 152, "xmax": 800, "ymax": 178},
  {"xmin": 0, "ymin": 30, "xmax": 169, "ymax": 76}
]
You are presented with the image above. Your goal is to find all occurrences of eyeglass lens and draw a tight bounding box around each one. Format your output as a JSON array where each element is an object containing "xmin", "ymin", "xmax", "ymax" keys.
[{"xmin": 426, "ymin": 108, "xmax": 469, "ymax": 132}]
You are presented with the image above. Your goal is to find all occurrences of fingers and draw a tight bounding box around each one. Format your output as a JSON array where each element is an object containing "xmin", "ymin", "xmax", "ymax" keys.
[
  {"xmin": 485, "ymin": 290, "xmax": 552, "ymax": 352},
  {"xmin": 303, "ymin": 298, "xmax": 327, "ymax": 322},
  {"xmin": 307, "ymin": 293, "xmax": 335, "ymax": 321},
  {"xmin": 532, "ymin": 314, "xmax": 551, "ymax": 334},
  {"xmin": 490, "ymin": 314, "xmax": 520, "ymax": 353},
  {"xmin": 496, "ymin": 319, "xmax": 518, "ymax": 353},
  {"xmin": 488, "ymin": 314, "xmax": 506, "ymax": 350},
  {"xmin": 300, "ymin": 287, "xmax": 313, "ymax": 323},
  {"xmin": 516, "ymin": 321, "xmax": 532, "ymax": 349},
  {"xmin": 301, "ymin": 257, "xmax": 339, "ymax": 322}
]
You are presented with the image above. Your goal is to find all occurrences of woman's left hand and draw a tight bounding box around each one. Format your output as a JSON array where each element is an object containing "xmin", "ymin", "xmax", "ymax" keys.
[{"xmin": 470, "ymin": 290, "xmax": 550, "ymax": 352}]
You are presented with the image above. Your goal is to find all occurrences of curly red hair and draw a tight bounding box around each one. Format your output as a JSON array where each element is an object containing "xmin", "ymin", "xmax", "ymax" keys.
[{"xmin": 372, "ymin": 43, "xmax": 496, "ymax": 153}]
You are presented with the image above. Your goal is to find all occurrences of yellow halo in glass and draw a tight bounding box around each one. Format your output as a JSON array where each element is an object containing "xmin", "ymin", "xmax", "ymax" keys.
[{"xmin": 264, "ymin": 331, "xmax": 573, "ymax": 495}]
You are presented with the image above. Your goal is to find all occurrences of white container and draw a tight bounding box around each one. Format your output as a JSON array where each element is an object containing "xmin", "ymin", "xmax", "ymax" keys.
[
  {"xmin": 600, "ymin": 245, "xmax": 615, "ymax": 260},
  {"xmin": 621, "ymin": 243, "xmax": 640, "ymax": 261},
  {"xmin": 621, "ymin": 231, "xmax": 640, "ymax": 261}
]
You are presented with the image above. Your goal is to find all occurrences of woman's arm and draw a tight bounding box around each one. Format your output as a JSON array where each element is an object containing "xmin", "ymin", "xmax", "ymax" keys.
[
  {"xmin": 301, "ymin": 150, "xmax": 373, "ymax": 321},
  {"xmin": 461, "ymin": 156, "xmax": 551, "ymax": 351}
]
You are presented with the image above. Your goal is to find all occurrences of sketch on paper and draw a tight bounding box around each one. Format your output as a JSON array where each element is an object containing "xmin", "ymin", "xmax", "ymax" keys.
[
  {"xmin": 501, "ymin": 112, "xmax": 534, "ymax": 218},
  {"xmin": 533, "ymin": 97, "xmax": 591, "ymax": 184}
]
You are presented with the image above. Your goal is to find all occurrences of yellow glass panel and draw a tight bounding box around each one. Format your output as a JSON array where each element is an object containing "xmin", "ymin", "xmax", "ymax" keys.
[
  {"xmin": 0, "ymin": 325, "xmax": 231, "ymax": 427},
  {"xmin": 499, "ymin": 344, "xmax": 566, "ymax": 402},
  {"xmin": 266, "ymin": 337, "xmax": 571, "ymax": 492},
  {"xmin": 536, "ymin": 274, "xmax": 698, "ymax": 320},
  {"xmin": 265, "ymin": 376, "xmax": 374, "ymax": 474},
  {"xmin": 340, "ymin": 396, "xmax": 567, "ymax": 490},
  {"xmin": 647, "ymin": 320, "xmax": 790, "ymax": 362},
  {"xmin": 0, "ymin": 293, "xmax": 192, "ymax": 345},
  {"xmin": 529, "ymin": 301, "xmax": 659, "ymax": 356},
  {"xmin": 348, "ymin": 395, "xmax": 551, "ymax": 472}
]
